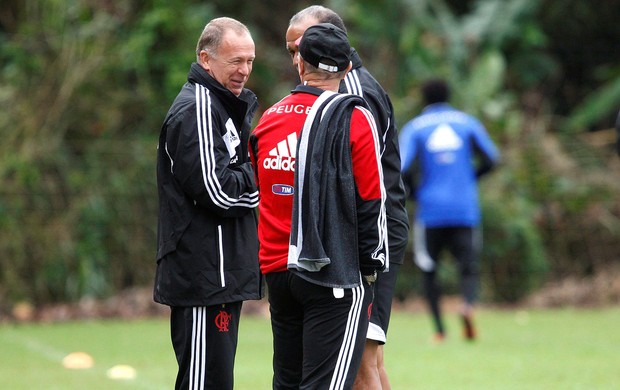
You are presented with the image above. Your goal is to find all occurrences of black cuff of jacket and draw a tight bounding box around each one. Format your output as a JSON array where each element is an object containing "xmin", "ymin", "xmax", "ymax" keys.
[
  {"xmin": 361, "ymin": 267, "xmax": 378, "ymax": 283},
  {"xmin": 360, "ymin": 266, "xmax": 376, "ymax": 276}
]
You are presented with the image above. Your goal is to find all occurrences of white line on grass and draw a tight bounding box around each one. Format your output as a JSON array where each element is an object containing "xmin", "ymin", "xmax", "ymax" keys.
[{"xmin": 0, "ymin": 328, "xmax": 168, "ymax": 390}]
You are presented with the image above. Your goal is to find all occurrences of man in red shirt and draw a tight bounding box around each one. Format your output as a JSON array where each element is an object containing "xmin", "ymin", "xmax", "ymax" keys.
[
  {"xmin": 249, "ymin": 23, "xmax": 387, "ymax": 389},
  {"xmin": 286, "ymin": 7, "xmax": 410, "ymax": 389}
]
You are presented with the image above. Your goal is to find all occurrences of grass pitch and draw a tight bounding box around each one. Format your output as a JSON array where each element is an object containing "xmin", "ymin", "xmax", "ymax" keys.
[{"xmin": 0, "ymin": 306, "xmax": 618, "ymax": 389}]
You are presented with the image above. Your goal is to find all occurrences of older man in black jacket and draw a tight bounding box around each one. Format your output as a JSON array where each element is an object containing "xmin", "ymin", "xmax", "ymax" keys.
[{"xmin": 154, "ymin": 17, "xmax": 262, "ymax": 390}]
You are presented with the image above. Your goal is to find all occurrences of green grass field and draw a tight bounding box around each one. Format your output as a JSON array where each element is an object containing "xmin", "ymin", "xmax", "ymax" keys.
[{"xmin": 1, "ymin": 307, "xmax": 619, "ymax": 389}]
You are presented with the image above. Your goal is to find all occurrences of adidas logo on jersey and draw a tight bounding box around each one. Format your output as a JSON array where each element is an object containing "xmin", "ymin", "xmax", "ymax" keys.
[{"xmin": 263, "ymin": 132, "xmax": 297, "ymax": 172}]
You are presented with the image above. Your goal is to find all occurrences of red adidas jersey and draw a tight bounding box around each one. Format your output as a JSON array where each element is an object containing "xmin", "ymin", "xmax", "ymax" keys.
[{"xmin": 249, "ymin": 86, "xmax": 383, "ymax": 274}]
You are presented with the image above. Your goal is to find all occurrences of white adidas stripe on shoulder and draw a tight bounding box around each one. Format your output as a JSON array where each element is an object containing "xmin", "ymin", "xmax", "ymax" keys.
[{"xmin": 344, "ymin": 70, "xmax": 363, "ymax": 97}]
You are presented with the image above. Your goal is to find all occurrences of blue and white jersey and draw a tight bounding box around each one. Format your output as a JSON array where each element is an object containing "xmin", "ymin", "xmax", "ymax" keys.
[{"xmin": 399, "ymin": 103, "xmax": 500, "ymax": 227}]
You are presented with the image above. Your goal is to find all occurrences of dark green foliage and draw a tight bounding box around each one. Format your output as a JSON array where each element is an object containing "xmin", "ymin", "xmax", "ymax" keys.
[
  {"xmin": 481, "ymin": 194, "xmax": 548, "ymax": 302},
  {"xmin": 0, "ymin": 0, "xmax": 619, "ymax": 308}
]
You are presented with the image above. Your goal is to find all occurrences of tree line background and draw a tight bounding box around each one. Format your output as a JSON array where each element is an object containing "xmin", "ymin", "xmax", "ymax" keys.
[{"xmin": 1, "ymin": 0, "xmax": 619, "ymax": 310}]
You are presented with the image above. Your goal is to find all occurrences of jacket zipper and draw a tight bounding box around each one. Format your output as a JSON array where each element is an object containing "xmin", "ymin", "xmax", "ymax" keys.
[{"xmin": 217, "ymin": 225, "xmax": 226, "ymax": 287}]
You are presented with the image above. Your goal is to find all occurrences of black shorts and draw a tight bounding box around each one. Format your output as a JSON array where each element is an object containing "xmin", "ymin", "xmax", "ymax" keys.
[
  {"xmin": 413, "ymin": 223, "xmax": 481, "ymax": 275},
  {"xmin": 367, "ymin": 263, "xmax": 400, "ymax": 344}
]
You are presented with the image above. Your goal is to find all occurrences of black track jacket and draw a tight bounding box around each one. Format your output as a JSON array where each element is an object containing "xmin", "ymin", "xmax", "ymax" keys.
[
  {"xmin": 340, "ymin": 49, "xmax": 409, "ymax": 263},
  {"xmin": 154, "ymin": 63, "xmax": 262, "ymax": 307}
]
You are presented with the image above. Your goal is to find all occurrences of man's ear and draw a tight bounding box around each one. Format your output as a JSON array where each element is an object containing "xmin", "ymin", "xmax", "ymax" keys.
[
  {"xmin": 298, "ymin": 60, "xmax": 305, "ymax": 78},
  {"xmin": 345, "ymin": 61, "xmax": 353, "ymax": 74},
  {"xmin": 199, "ymin": 50, "xmax": 210, "ymax": 70}
]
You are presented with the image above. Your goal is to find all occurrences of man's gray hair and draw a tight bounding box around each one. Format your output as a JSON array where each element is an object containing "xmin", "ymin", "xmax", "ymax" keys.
[
  {"xmin": 289, "ymin": 5, "xmax": 347, "ymax": 33},
  {"xmin": 196, "ymin": 17, "xmax": 251, "ymax": 60}
]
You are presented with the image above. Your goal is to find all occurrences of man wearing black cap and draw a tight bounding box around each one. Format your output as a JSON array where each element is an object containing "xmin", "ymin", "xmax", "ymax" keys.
[
  {"xmin": 250, "ymin": 23, "xmax": 388, "ymax": 389},
  {"xmin": 285, "ymin": 6, "xmax": 410, "ymax": 390}
]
